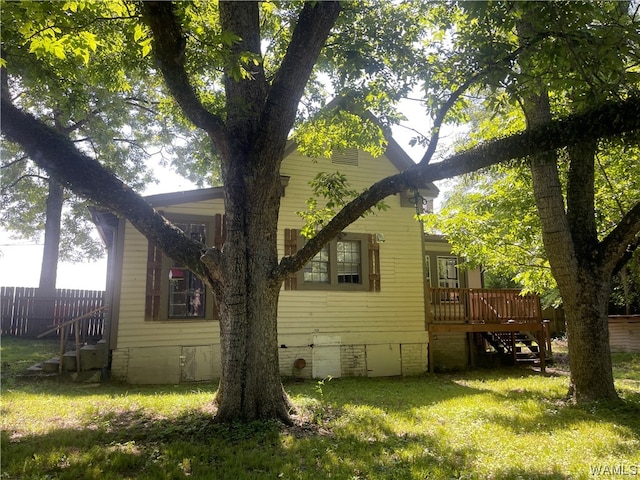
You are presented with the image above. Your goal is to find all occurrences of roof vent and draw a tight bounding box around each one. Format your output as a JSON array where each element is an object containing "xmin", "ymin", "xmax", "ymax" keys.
[{"xmin": 331, "ymin": 148, "xmax": 359, "ymax": 166}]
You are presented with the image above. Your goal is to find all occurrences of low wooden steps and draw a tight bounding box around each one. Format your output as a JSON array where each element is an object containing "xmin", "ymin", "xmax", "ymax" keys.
[{"xmin": 30, "ymin": 339, "xmax": 107, "ymax": 374}]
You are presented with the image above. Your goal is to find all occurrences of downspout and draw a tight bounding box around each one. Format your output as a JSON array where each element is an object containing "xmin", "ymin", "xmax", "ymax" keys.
[
  {"xmin": 99, "ymin": 223, "xmax": 118, "ymax": 377},
  {"xmin": 411, "ymin": 190, "xmax": 432, "ymax": 373}
]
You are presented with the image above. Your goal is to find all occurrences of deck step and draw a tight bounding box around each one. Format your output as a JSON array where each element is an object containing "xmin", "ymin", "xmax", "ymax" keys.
[
  {"xmin": 480, "ymin": 330, "xmax": 545, "ymax": 367},
  {"xmin": 27, "ymin": 340, "xmax": 106, "ymax": 374},
  {"xmin": 62, "ymin": 351, "xmax": 79, "ymax": 371},
  {"xmin": 42, "ymin": 357, "xmax": 61, "ymax": 373}
]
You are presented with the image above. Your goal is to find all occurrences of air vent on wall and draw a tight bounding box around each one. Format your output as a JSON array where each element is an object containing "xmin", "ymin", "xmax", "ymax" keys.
[{"xmin": 331, "ymin": 148, "xmax": 359, "ymax": 166}]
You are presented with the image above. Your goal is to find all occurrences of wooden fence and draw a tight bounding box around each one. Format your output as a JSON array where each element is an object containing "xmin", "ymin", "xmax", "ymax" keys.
[{"xmin": 0, "ymin": 286, "xmax": 106, "ymax": 340}]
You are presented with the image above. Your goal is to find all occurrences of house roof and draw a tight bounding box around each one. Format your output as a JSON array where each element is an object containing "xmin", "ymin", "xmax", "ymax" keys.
[
  {"xmin": 142, "ymin": 135, "xmax": 439, "ymax": 209},
  {"xmin": 88, "ymin": 206, "xmax": 119, "ymax": 249},
  {"xmin": 144, "ymin": 186, "xmax": 225, "ymax": 207},
  {"xmin": 140, "ymin": 109, "xmax": 441, "ymax": 209},
  {"xmin": 282, "ymin": 99, "xmax": 440, "ymax": 198},
  {"xmin": 142, "ymin": 176, "xmax": 290, "ymax": 207}
]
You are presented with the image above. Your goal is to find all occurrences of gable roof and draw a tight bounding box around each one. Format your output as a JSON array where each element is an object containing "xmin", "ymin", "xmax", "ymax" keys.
[
  {"xmin": 143, "ymin": 138, "xmax": 439, "ymax": 209},
  {"xmin": 282, "ymin": 100, "xmax": 439, "ymax": 198},
  {"xmin": 140, "ymin": 176, "xmax": 291, "ymax": 207},
  {"xmin": 97, "ymin": 104, "xmax": 438, "ymax": 217}
]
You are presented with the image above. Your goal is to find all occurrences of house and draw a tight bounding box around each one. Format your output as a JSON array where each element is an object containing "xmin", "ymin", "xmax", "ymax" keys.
[
  {"xmin": 92, "ymin": 130, "xmax": 551, "ymax": 384},
  {"xmin": 93, "ymin": 136, "xmax": 443, "ymax": 384}
]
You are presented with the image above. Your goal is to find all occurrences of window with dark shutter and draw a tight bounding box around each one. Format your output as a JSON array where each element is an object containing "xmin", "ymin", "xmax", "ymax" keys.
[
  {"xmin": 289, "ymin": 231, "xmax": 380, "ymax": 292},
  {"xmin": 144, "ymin": 213, "xmax": 223, "ymax": 321}
]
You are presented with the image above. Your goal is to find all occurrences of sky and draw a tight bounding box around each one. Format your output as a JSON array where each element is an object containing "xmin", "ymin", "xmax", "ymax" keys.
[
  {"xmin": 0, "ymin": 169, "xmax": 199, "ymax": 291},
  {"xmin": 0, "ymin": 99, "xmax": 449, "ymax": 291}
]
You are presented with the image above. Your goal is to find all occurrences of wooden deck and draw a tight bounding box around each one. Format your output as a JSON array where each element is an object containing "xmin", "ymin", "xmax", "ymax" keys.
[{"xmin": 427, "ymin": 288, "xmax": 550, "ymax": 372}]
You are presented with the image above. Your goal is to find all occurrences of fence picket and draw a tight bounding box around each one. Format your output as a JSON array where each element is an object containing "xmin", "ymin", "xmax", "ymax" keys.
[{"xmin": 0, "ymin": 287, "xmax": 105, "ymax": 339}]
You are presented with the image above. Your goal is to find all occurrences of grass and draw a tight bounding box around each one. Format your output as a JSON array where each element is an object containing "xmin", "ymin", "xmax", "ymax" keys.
[
  {"xmin": 1, "ymin": 336, "xmax": 60, "ymax": 380},
  {"xmin": 1, "ymin": 336, "xmax": 639, "ymax": 479}
]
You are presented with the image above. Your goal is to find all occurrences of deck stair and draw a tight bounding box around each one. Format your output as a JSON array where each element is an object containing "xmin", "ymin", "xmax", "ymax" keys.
[
  {"xmin": 428, "ymin": 287, "xmax": 552, "ymax": 372},
  {"xmin": 481, "ymin": 331, "xmax": 545, "ymax": 365}
]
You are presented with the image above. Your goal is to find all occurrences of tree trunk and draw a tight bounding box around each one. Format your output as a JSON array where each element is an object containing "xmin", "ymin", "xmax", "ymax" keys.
[
  {"xmin": 213, "ymin": 161, "xmax": 292, "ymax": 423},
  {"xmin": 38, "ymin": 179, "xmax": 64, "ymax": 293},
  {"xmin": 524, "ymin": 91, "xmax": 619, "ymax": 403},
  {"xmin": 563, "ymin": 269, "xmax": 617, "ymax": 401},
  {"xmin": 516, "ymin": 8, "xmax": 619, "ymax": 402},
  {"xmin": 34, "ymin": 179, "xmax": 64, "ymax": 336}
]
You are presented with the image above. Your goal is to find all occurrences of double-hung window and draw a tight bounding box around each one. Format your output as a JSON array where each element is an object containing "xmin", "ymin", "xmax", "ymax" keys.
[
  {"xmin": 298, "ymin": 233, "xmax": 371, "ymax": 291},
  {"xmin": 436, "ymin": 255, "xmax": 460, "ymax": 302},
  {"xmin": 437, "ymin": 256, "xmax": 459, "ymax": 289},
  {"xmin": 336, "ymin": 240, "xmax": 362, "ymax": 284}
]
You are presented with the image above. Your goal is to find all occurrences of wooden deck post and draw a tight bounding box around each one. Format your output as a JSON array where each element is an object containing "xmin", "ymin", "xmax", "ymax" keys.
[
  {"xmin": 75, "ymin": 322, "xmax": 81, "ymax": 373},
  {"xmin": 537, "ymin": 328, "xmax": 546, "ymax": 373},
  {"xmin": 58, "ymin": 325, "xmax": 65, "ymax": 374}
]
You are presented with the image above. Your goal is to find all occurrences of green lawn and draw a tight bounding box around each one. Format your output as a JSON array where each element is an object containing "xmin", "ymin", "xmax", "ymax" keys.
[{"xmin": 1, "ymin": 336, "xmax": 639, "ymax": 479}]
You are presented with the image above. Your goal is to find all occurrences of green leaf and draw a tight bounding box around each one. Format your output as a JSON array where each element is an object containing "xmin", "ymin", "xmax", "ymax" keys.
[
  {"xmin": 52, "ymin": 44, "xmax": 66, "ymax": 60},
  {"xmin": 140, "ymin": 39, "xmax": 152, "ymax": 58},
  {"xmin": 134, "ymin": 24, "xmax": 145, "ymax": 43}
]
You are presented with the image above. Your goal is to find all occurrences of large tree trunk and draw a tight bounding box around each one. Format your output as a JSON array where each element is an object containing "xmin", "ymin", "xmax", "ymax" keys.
[
  {"xmin": 213, "ymin": 158, "xmax": 292, "ymax": 423},
  {"xmin": 562, "ymin": 269, "xmax": 617, "ymax": 401},
  {"xmin": 516, "ymin": 7, "xmax": 619, "ymax": 402},
  {"xmin": 524, "ymin": 91, "xmax": 618, "ymax": 402}
]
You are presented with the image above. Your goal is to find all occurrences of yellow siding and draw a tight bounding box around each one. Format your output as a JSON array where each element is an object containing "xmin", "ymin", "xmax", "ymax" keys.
[
  {"xmin": 114, "ymin": 198, "xmax": 224, "ymax": 354},
  {"xmin": 278, "ymin": 150, "xmax": 427, "ymax": 350},
  {"xmin": 112, "ymin": 148, "xmax": 429, "ymax": 382}
]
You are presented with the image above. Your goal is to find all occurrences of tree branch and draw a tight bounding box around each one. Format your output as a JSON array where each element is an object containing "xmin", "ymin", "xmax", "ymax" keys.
[
  {"xmin": 275, "ymin": 95, "xmax": 640, "ymax": 279},
  {"xmin": 219, "ymin": 1, "xmax": 268, "ymax": 142},
  {"xmin": 1, "ymin": 173, "xmax": 49, "ymax": 193},
  {"xmin": 600, "ymin": 200, "xmax": 640, "ymax": 275},
  {"xmin": 419, "ymin": 31, "xmax": 551, "ymax": 165},
  {"xmin": 252, "ymin": 1, "xmax": 342, "ymax": 174},
  {"xmin": 0, "ymin": 96, "xmax": 221, "ymax": 283},
  {"xmin": 1, "ymin": 155, "xmax": 29, "ymax": 169},
  {"xmin": 141, "ymin": 2, "xmax": 228, "ymax": 153}
]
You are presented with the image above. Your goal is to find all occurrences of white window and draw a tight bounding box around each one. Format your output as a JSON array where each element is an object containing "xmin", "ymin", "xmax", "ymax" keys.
[
  {"xmin": 168, "ymin": 222, "xmax": 207, "ymax": 318},
  {"xmin": 303, "ymin": 245, "xmax": 330, "ymax": 283},
  {"xmin": 298, "ymin": 233, "xmax": 370, "ymax": 291},
  {"xmin": 437, "ymin": 256, "xmax": 459, "ymax": 289},
  {"xmin": 146, "ymin": 217, "xmax": 215, "ymax": 321}
]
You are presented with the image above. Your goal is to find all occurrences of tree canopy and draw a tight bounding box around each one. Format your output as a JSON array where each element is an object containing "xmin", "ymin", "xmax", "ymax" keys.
[{"xmin": 2, "ymin": 0, "xmax": 640, "ymax": 420}]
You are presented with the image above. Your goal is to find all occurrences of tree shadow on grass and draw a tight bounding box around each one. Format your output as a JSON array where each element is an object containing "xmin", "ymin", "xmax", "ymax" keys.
[
  {"xmin": 285, "ymin": 373, "xmax": 488, "ymax": 413},
  {"xmin": 2, "ymin": 373, "xmax": 219, "ymax": 399},
  {"xmin": 2, "ymin": 402, "xmax": 577, "ymax": 480},
  {"xmin": 461, "ymin": 367, "xmax": 640, "ymax": 437},
  {"xmin": 4, "ymin": 369, "xmax": 637, "ymax": 478},
  {"xmin": 0, "ymin": 375, "xmax": 475, "ymax": 478}
]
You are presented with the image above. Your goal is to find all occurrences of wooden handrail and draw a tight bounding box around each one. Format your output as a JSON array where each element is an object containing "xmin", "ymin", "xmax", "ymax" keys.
[
  {"xmin": 36, "ymin": 305, "xmax": 108, "ymax": 338},
  {"xmin": 36, "ymin": 305, "xmax": 108, "ymax": 373}
]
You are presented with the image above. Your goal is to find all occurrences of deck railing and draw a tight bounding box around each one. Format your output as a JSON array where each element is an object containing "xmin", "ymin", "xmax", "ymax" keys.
[{"xmin": 428, "ymin": 288, "xmax": 542, "ymax": 324}]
